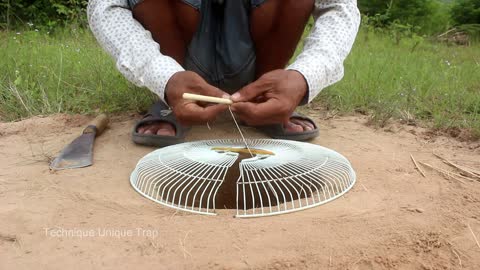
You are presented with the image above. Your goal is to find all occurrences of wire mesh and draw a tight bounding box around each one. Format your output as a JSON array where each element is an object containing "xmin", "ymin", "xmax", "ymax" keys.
[{"xmin": 130, "ymin": 139, "xmax": 356, "ymax": 217}]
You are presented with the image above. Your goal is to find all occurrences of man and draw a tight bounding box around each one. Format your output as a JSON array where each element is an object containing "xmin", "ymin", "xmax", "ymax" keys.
[{"xmin": 88, "ymin": 0, "xmax": 360, "ymax": 147}]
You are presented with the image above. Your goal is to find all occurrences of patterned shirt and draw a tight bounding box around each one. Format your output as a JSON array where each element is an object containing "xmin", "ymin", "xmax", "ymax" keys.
[{"xmin": 87, "ymin": 0, "xmax": 360, "ymax": 104}]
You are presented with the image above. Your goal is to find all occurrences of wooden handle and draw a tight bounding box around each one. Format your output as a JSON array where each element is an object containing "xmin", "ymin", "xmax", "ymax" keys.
[
  {"xmin": 84, "ymin": 114, "xmax": 109, "ymax": 136},
  {"xmin": 183, "ymin": 93, "xmax": 233, "ymax": 105}
]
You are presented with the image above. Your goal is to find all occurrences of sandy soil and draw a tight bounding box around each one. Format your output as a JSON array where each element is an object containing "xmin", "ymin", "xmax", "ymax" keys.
[{"xmin": 1, "ymin": 111, "xmax": 479, "ymax": 270}]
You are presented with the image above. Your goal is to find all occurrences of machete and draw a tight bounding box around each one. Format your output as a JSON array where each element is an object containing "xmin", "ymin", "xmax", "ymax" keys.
[{"xmin": 50, "ymin": 114, "xmax": 109, "ymax": 170}]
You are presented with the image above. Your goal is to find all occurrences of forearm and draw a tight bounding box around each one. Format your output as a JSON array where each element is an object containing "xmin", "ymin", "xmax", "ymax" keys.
[
  {"xmin": 287, "ymin": 0, "xmax": 361, "ymax": 103},
  {"xmin": 87, "ymin": 0, "xmax": 184, "ymax": 103}
]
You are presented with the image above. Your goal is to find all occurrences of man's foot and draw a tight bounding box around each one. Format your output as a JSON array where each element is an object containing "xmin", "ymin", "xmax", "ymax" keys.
[
  {"xmin": 137, "ymin": 120, "xmax": 176, "ymax": 136},
  {"xmin": 132, "ymin": 101, "xmax": 186, "ymax": 147},
  {"xmin": 284, "ymin": 118, "xmax": 315, "ymax": 133},
  {"xmin": 136, "ymin": 117, "xmax": 314, "ymax": 136}
]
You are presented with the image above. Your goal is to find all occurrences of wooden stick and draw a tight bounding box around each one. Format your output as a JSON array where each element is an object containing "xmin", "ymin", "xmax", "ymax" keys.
[
  {"xmin": 468, "ymin": 223, "xmax": 480, "ymax": 250},
  {"xmin": 446, "ymin": 241, "xmax": 462, "ymax": 267},
  {"xmin": 434, "ymin": 154, "xmax": 480, "ymax": 180},
  {"xmin": 418, "ymin": 162, "xmax": 470, "ymax": 184},
  {"xmin": 410, "ymin": 154, "xmax": 426, "ymax": 178},
  {"xmin": 211, "ymin": 147, "xmax": 275, "ymax": 156},
  {"xmin": 183, "ymin": 93, "xmax": 233, "ymax": 105}
]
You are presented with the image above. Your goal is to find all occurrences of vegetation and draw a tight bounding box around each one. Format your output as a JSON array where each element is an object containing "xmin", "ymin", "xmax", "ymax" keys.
[
  {"xmin": 358, "ymin": 0, "xmax": 449, "ymax": 34},
  {"xmin": 0, "ymin": 28, "xmax": 155, "ymax": 118},
  {"xmin": 451, "ymin": 0, "xmax": 480, "ymax": 25},
  {"xmin": 0, "ymin": 0, "xmax": 88, "ymax": 30},
  {"xmin": 318, "ymin": 30, "xmax": 480, "ymax": 139}
]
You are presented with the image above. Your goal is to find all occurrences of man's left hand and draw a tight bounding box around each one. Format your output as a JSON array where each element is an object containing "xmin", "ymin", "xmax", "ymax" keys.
[{"xmin": 230, "ymin": 69, "xmax": 308, "ymax": 126}]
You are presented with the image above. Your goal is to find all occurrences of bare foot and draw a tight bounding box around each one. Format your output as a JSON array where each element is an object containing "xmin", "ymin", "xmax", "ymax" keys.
[
  {"xmin": 137, "ymin": 122, "xmax": 176, "ymax": 136},
  {"xmin": 284, "ymin": 118, "xmax": 315, "ymax": 133},
  {"xmin": 137, "ymin": 118, "xmax": 314, "ymax": 136}
]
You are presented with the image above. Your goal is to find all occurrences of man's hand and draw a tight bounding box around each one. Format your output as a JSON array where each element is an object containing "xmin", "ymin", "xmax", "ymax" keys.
[
  {"xmin": 165, "ymin": 71, "xmax": 230, "ymax": 125},
  {"xmin": 230, "ymin": 69, "xmax": 308, "ymax": 126}
]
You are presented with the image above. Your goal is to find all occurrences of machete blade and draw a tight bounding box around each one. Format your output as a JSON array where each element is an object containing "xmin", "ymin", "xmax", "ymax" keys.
[{"xmin": 50, "ymin": 132, "xmax": 96, "ymax": 170}]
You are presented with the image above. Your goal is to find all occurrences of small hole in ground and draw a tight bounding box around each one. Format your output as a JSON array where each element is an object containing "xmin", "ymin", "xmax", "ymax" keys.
[{"xmin": 215, "ymin": 151, "xmax": 316, "ymax": 210}]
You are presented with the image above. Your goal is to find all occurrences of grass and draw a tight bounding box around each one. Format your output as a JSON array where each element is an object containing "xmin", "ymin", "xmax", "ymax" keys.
[
  {"xmin": 0, "ymin": 28, "xmax": 155, "ymax": 119},
  {"xmin": 1, "ymin": 26, "xmax": 479, "ymax": 139}
]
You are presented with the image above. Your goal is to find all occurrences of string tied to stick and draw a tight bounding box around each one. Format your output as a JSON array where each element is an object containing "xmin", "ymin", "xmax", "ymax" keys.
[
  {"xmin": 228, "ymin": 106, "xmax": 254, "ymax": 157},
  {"xmin": 182, "ymin": 93, "xmax": 254, "ymax": 157}
]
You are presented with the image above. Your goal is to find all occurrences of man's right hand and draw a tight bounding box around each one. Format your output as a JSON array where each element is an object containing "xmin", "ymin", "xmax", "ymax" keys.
[{"xmin": 165, "ymin": 71, "xmax": 230, "ymax": 126}]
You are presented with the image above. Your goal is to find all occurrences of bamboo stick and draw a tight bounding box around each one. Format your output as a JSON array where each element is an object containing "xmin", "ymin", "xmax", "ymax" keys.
[
  {"xmin": 434, "ymin": 154, "xmax": 480, "ymax": 180},
  {"xmin": 183, "ymin": 93, "xmax": 233, "ymax": 105},
  {"xmin": 410, "ymin": 154, "xmax": 426, "ymax": 177}
]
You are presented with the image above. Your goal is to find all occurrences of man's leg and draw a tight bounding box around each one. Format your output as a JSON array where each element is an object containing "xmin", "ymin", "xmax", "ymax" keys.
[
  {"xmin": 133, "ymin": 0, "xmax": 315, "ymax": 135},
  {"xmin": 132, "ymin": 0, "xmax": 199, "ymax": 65},
  {"xmin": 250, "ymin": 0, "xmax": 315, "ymax": 132},
  {"xmin": 132, "ymin": 0, "xmax": 200, "ymax": 136}
]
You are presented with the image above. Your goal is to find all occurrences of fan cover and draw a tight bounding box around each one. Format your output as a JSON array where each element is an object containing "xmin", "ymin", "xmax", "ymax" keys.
[{"xmin": 130, "ymin": 139, "xmax": 356, "ymax": 218}]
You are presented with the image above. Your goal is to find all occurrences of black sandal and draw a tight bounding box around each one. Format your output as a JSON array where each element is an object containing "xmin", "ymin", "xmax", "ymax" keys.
[
  {"xmin": 132, "ymin": 101, "xmax": 187, "ymax": 147},
  {"xmin": 255, "ymin": 112, "xmax": 319, "ymax": 141}
]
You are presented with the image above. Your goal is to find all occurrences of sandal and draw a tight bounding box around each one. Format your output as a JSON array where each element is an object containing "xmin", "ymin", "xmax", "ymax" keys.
[
  {"xmin": 132, "ymin": 101, "xmax": 187, "ymax": 147},
  {"xmin": 256, "ymin": 112, "xmax": 319, "ymax": 141}
]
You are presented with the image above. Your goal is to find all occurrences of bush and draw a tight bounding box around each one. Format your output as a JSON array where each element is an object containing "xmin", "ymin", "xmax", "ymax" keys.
[
  {"xmin": 0, "ymin": 0, "xmax": 87, "ymax": 30},
  {"xmin": 451, "ymin": 0, "xmax": 480, "ymax": 25},
  {"xmin": 358, "ymin": 0, "xmax": 451, "ymax": 34}
]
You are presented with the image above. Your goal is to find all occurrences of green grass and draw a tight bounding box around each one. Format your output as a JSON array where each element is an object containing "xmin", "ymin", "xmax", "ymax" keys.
[
  {"xmin": 1, "ymin": 27, "xmax": 479, "ymax": 138},
  {"xmin": 0, "ymin": 28, "xmax": 155, "ymax": 119},
  {"xmin": 318, "ymin": 30, "xmax": 480, "ymax": 138}
]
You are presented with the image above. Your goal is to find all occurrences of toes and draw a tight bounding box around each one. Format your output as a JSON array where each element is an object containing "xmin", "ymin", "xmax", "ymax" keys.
[
  {"xmin": 290, "ymin": 119, "xmax": 308, "ymax": 130},
  {"xmin": 144, "ymin": 129, "xmax": 153, "ymax": 135},
  {"xmin": 156, "ymin": 123, "xmax": 176, "ymax": 136},
  {"xmin": 290, "ymin": 118, "xmax": 314, "ymax": 131},
  {"xmin": 284, "ymin": 121, "xmax": 303, "ymax": 133},
  {"xmin": 138, "ymin": 124, "xmax": 160, "ymax": 135},
  {"xmin": 302, "ymin": 120, "xmax": 315, "ymax": 130},
  {"xmin": 156, "ymin": 128, "xmax": 175, "ymax": 136},
  {"xmin": 138, "ymin": 122, "xmax": 177, "ymax": 135}
]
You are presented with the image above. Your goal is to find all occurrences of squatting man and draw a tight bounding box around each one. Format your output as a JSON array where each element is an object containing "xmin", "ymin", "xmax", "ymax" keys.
[{"xmin": 88, "ymin": 0, "xmax": 360, "ymax": 146}]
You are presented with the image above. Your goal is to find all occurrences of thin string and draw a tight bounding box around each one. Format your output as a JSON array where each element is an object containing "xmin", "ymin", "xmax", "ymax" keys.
[{"xmin": 228, "ymin": 106, "xmax": 254, "ymax": 157}]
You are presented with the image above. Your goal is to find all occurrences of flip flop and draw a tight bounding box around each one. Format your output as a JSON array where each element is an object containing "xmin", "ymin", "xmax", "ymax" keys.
[
  {"xmin": 132, "ymin": 101, "xmax": 187, "ymax": 147},
  {"xmin": 255, "ymin": 112, "xmax": 319, "ymax": 141}
]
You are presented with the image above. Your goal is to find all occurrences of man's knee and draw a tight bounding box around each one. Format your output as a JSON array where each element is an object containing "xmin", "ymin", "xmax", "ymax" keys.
[{"xmin": 251, "ymin": 0, "xmax": 314, "ymax": 29}]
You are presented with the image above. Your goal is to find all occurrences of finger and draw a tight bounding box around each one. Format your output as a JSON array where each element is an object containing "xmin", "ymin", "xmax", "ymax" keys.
[
  {"xmin": 227, "ymin": 108, "xmax": 250, "ymax": 124},
  {"xmin": 202, "ymin": 104, "xmax": 229, "ymax": 121},
  {"xmin": 231, "ymin": 101, "xmax": 284, "ymax": 126},
  {"xmin": 180, "ymin": 103, "xmax": 228, "ymax": 125},
  {"xmin": 254, "ymin": 95, "xmax": 268, "ymax": 103},
  {"xmin": 231, "ymin": 78, "xmax": 272, "ymax": 102},
  {"xmin": 198, "ymin": 82, "xmax": 231, "ymax": 99},
  {"xmin": 230, "ymin": 102, "xmax": 255, "ymax": 116}
]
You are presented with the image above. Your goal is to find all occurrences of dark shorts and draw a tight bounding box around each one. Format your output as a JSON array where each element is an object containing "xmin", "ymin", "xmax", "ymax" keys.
[{"xmin": 128, "ymin": 0, "xmax": 266, "ymax": 93}]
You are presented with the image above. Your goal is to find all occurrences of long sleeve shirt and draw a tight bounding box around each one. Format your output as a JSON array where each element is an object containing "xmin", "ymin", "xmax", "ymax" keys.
[{"xmin": 87, "ymin": 0, "xmax": 360, "ymax": 104}]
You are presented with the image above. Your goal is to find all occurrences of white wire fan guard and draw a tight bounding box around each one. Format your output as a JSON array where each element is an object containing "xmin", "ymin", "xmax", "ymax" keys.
[{"xmin": 130, "ymin": 139, "xmax": 356, "ymax": 218}]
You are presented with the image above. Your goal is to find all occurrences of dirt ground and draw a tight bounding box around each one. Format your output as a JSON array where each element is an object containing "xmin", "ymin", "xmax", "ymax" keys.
[{"xmin": 1, "ymin": 111, "xmax": 479, "ymax": 270}]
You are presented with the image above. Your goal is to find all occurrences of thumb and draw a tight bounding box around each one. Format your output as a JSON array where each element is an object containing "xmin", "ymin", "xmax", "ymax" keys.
[
  {"xmin": 199, "ymin": 82, "xmax": 231, "ymax": 99},
  {"xmin": 231, "ymin": 79, "xmax": 270, "ymax": 102}
]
